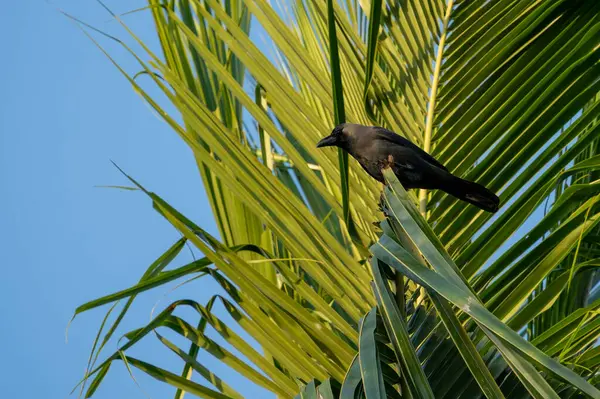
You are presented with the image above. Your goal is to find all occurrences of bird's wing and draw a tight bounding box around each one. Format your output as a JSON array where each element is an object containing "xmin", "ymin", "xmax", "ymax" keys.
[{"xmin": 372, "ymin": 127, "xmax": 448, "ymax": 172}]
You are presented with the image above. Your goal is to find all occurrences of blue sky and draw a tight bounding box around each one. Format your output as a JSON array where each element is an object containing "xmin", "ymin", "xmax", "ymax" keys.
[{"xmin": 0, "ymin": 1, "xmax": 269, "ymax": 398}]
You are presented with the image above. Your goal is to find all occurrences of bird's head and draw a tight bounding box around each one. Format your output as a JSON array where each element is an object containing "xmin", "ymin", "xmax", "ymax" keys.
[{"xmin": 317, "ymin": 123, "xmax": 356, "ymax": 150}]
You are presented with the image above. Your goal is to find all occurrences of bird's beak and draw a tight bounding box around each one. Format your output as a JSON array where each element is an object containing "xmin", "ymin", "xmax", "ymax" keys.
[{"xmin": 316, "ymin": 135, "xmax": 337, "ymax": 148}]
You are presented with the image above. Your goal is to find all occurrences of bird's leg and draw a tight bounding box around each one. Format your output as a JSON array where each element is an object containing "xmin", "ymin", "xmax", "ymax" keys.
[
  {"xmin": 378, "ymin": 190, "xmax": 386, "ymax": 212},
  {"xmin": 373, "ymin": 191, "xmax": 386, "ymax": 227},
  {"xmin": 377, "ymin": 155, "xmax": 394, "ymax": 213},
  {"xmin": 383, "ymin": 154, "xmax": 395, "ymax": 169}
]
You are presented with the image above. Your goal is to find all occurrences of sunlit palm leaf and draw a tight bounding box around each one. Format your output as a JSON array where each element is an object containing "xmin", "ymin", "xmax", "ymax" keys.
[{"xmin": 72, "ymin": 0, "xmax": 600, "ymax": 398}]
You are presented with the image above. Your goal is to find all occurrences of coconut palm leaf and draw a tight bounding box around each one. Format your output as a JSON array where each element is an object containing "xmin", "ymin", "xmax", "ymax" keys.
[{"xmin": 71, "ymin": 0, "xmax": 600, "ymax": 398}]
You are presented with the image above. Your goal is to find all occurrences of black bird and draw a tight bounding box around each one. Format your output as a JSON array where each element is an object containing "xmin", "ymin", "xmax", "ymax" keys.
[{"xmin": 317, "ymin": 123, "xmax": 499, "ymax": 213}]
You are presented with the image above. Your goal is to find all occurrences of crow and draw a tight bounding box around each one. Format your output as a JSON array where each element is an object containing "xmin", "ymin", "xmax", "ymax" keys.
[{"xmin": 317, "ymin": 123, "xmax": 499, "ymax": 213}]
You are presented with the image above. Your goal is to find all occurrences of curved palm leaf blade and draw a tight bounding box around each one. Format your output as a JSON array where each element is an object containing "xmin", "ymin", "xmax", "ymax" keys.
[{"xmin": 71, "ymin": 0, "xmax": 600, "ymax": 398}]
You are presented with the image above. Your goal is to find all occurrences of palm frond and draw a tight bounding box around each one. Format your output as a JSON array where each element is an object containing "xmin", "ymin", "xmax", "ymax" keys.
[{"xmin": 72, "ymin": 1, "xmax": 600, "ymax": 398}]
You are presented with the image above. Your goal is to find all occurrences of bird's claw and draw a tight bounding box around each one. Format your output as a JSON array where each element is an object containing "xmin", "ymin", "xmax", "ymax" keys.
[
  {"xmin": 380, "ymin": 154, "xmax": 395, "ymax": 173},
  {"xmin": 378, "ymin": 191, "xmax": 387, "ymax": 212}
]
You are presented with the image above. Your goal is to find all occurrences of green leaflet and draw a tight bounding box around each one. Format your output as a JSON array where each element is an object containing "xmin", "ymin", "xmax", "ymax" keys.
[
  {"xmin": 371, "ymin": 260, "xmax": 435, "ymax": 399},
  {"xmin": 358, "ymin": 308, "xmax": 387, "ymax": 399},
  {"xmin": 120, "ymin": 355, "xmax": 234, "ymax": 399},
  {"xmin": 362, "ymin": 0, "xmax": 383, "ymax": 121},
  {"xmin": 339, "ymin": 355, "xmax": 362, "ymax": 399}
]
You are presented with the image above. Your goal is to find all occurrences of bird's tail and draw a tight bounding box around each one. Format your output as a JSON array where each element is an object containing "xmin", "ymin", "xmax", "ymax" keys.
[{"xmin": 439, "ymin": 174, "xmax": 500, "ymax": 213}]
